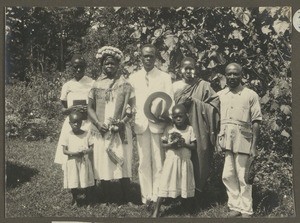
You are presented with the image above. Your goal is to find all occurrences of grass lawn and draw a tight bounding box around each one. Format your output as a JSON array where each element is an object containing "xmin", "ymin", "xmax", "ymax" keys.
[{"xmin": 5, "ymin": 138, "xmax": 294, "ymax": 218}]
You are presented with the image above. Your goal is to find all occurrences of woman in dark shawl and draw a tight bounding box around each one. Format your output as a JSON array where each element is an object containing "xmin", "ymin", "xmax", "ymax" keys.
[{"xmin": 173, "ymin": 57, "xmax": 220, "ymax": 199}]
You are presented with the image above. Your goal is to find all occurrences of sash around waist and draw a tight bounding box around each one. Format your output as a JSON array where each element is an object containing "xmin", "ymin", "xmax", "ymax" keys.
[{"xmin": 221, "ymin": 119, "xmax": 251, "ymax": 128}]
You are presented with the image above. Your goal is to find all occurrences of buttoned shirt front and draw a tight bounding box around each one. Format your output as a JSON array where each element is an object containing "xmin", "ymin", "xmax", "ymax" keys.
[
  {"xmin": 129, "ymin": 67, "xmax": 173, "ymax": 134},
  {"xmin": 217, "ymin": 86, "xmax": 262, "ymax": 154}
]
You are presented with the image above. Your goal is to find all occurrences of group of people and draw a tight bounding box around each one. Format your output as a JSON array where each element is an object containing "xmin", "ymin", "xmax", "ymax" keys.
[{"xmin": 54, "ymin": 44, "xmax": 262, "ymax": 218}]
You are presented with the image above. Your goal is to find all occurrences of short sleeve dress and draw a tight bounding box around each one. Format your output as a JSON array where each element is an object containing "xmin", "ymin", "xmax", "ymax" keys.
[
  {"xmin": 54, "ymin": 76, "xmax": 94, "ymax": 165},
  {"xmin": 158, "ymin": 125, "xmax": 196, "ymax": 198},
  {"xmin": 88, "ymin": 75, "xmax": 134, "ymax": 181},
  {"xmin": 61, "ymin": 130, "xmax": 95, "ymax": 189}
]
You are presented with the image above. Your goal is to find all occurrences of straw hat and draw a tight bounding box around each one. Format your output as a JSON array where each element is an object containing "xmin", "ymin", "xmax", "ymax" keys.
[{"xmin": 144, "ymin": 92, "xmax": 172, "ymax": 123}]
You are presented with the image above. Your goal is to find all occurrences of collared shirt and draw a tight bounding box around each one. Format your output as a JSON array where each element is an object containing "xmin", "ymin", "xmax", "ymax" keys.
[
  {"xmin": 218, "ymin": 86, "xmax": 262, "ymax": 124},
  {"xmin": 217, "ymin": 86, "xmax": 262, "ymax": 154},
  {"xmin": 129, "ymin": 67, "xmax": 173, "ymax": 112},
  {"xmin": 60, "ymin": 76, "xmax": 94, "ymax": 108},
  {"xmin": 129, "ymin": 67, "xmax": 173, "ymax": 133}
]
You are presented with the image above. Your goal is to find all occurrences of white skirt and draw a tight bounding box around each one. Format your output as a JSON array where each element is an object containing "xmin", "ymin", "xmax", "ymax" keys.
[
  {"xmin": 158, "ymin": 148, "xmax": 195, "ymax": 198},
  {"xmin": 92, "ymin": 124, "xmax": 133, "ymax": 181},
  {"xmin": 63, "ymin": 155, "xmax": 95, "ymax": 189}
]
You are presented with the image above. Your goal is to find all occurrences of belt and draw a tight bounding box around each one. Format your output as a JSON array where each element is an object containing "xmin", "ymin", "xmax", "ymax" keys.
[{"xmin": 221, "ymin": 119, "xmax": 251, "ymax": 128}]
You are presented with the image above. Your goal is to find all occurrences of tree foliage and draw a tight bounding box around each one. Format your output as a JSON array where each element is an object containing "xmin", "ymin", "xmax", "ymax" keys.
[
  {"xmin": 5, "ymin": 6, "xmax": 293, "ymax": 216},
  {"xmin": 6, "ymin": 7, "xmax": 90, "ymax": 81}
]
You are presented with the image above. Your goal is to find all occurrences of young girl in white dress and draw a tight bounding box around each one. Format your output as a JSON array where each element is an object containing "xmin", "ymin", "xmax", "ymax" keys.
[
  {"xmin": 61, "ymin": 111, "xmax": 94, "ymax": 206},
  {"xmin": 54, "ymin": 54, "xmax": 94, "ymax": 166},
  {"xmin": 152, "ymin": 104, "xmax": 196, "ymax": 217}
]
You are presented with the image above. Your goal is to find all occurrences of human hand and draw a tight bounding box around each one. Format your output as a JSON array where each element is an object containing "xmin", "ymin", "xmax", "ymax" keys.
[
  {"xmin": 161, "ymin": 136, "xmax": 168, "ymax": 144},
  {"xmin": 72, "ymin": 105, "xmax": 87, "ymax": 112},
  {"xmin": 96, "ymin": 122, "xmax": 109, "ymax": 134},
  {"xmin": 250, "ymin": 149, "xmax": 258, "ymax": 158},
  {"xmin": 157, "ymin": 115, "xmax": 166, "ymax": 122},
  {"xmin": 74, "ymin": 151, "xmax": 84, "ymax": 157},
  {"xmin": 164, "ymin": 117, "xmax": 173, "ymax": 124},
  {"xmin": 176, "ymin": 138, "xmax": 185, "ymax": 148},
  {"xmin": 183, "ymin": 96, "xmax": 193, "ymax": 108},
  {"xmin": 110, "ymin": 124, "xmax": 119, "ymax": 133}
]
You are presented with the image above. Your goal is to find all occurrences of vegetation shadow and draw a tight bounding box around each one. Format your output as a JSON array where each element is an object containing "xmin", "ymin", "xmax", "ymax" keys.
[
  {"xmin": 253, "ymin": 187, "xmax": 280, "ymax": 215},
  {"xmin": 91, "ymin": 180, "xmax": 142, "ymax": 205},
  {"xmin": 6, "ymin": 161, "xmax": 39, "ymax": 189}
]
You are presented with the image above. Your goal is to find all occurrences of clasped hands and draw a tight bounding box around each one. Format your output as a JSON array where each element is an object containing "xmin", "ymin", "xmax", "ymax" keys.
[
  {"xmin": 72, "ymin": 104, "xmax": 87, "ymax": 113},
  {"xmin": 70, "ymin": 149, "xmax": 89, "ymax": 158},
  {"xmin": 63, "ymin": 105, "xmax": 87, "ymax": 115},
  {"xmin": 96, "ymin": 119, "xmax": 126, "ymax": 135},
  {"xmin": 161, "ymin": 136, "xmax": 186, "ymax": 149}
]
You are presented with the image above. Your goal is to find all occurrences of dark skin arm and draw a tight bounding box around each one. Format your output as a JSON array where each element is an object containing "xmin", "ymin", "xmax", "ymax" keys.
[
  {"xmin": 61, "ymin": 100, "xmax": 71, "ymax": 115},
  {"xmin": 120, "ymin": 97, "xmax": 135, "ymax": 124},
  {"xmin": 87, "ymin": 98, "xmax": 108, "ymax": 134},
  {"xmin": 63, "ymin": 145, "xmax": 83, "ymax": 157},
  {"xmin": 61, "ymin": 100, "xmax": 87, "ymax": 116},
  {"xmin": 250, "ymin": 120, "xmax": 260, "ymax": 157},
  {"xmin": 162, "ymin": 140, "xmax": 196, "ymax": 150},
  {"xmin": 162, "ymin": 141, "xmax": 176, "ymax": 149},
  {"xmin": 180, "ymin": 141, "xmax": 196, "ymax": 150},
  {"xmin": 82, "ymin": 144, "xmax": 94, "ymax": 155},
  {"xmin": 82, "ymin": 144, "xmax": 93, "ymax": 155}
]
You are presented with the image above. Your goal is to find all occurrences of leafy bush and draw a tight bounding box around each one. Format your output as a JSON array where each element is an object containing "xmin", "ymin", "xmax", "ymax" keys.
[
  {"xmin": 5, "ymin": 71, "xmax": 65, "ymax": 140},
  {"xmin": 5, "ymin": 6, "xmax": 294, "ymax": 216},
  {"xmin": 253, "ymin": 148, "xmax": 294, "ymax": 216}
]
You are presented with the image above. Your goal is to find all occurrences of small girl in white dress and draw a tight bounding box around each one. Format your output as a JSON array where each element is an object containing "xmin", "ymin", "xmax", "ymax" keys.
[
  {"xmin": 61, "ymin": 111, "xmax": 94, "ymax": 206},
  {"xmin": 152, "ymin": 104, "xmax": 196, "ymax": 217}
]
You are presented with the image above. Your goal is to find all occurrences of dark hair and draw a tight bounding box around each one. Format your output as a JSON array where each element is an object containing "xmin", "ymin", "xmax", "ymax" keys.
[
  {"xmin": 71, "ymin": 54, "xmax": 86, "ymax": 68},
  {"xmin": 172, "ymin": 104, "xmax": 188, "ymax": 114},
  {"xmin": 225, "ymin": 63, "xmax": 243, "ymax": 74},
  {"xmin": 141, "ymin": 44, "xmax": 157, "ymax": 55},
  {"xmin": 181, "ymin": 57, "xmax": 196, "ymax": 67},
  {"xmin": 172, "ymin": 104, "xmax": 189, "ymax": 126},
  {"xmin": 69, "ymin": 111, "xmax": 83, "ymax": 122},
  {"xmin": 100, "ymin": 55, "xmax": 120, "ymax": 66}
]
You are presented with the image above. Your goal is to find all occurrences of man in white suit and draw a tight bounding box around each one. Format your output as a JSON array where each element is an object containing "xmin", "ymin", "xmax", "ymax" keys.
[{"xmin": 129, "ymin": 44, "xmax": 173, "ymax": 205}]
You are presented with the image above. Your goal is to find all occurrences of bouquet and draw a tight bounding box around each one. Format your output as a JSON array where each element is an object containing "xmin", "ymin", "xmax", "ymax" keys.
[
  {"xmin": 161, "ymin": 132, "xmax": 185, "ymax": 149},
  {"xmin": 108, "ymin": 118, "xmax": 124, "ymax": 133}
]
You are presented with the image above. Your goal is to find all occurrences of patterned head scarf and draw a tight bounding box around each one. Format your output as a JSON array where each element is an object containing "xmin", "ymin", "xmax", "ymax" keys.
[{"xmin": 96, "ymin": 46, "xmax": 124, "ymax": 65}]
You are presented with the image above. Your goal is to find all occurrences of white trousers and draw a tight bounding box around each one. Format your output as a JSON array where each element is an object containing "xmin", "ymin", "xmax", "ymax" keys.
[
  {"xmin": 222, "ymin": 151, "xmax": 253, "ymax": 215},
  {"xmin": 136, "ymin": 127, "xmax": 165, "ymax": 203}
]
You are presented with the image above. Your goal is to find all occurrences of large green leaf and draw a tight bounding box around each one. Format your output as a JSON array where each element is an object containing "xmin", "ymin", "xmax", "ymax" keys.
[
  {"xmin": 280, "ymin": 105, "xmax": 291, "ymax": 115},
  {"xmin": 273, "ymin": 19, "xmax": 290, "ymax": 35}
]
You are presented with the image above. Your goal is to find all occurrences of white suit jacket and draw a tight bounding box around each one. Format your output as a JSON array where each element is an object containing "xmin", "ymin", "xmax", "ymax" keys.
[{"xmin": 129, "ymin": 67, "xmax": 174, "ymax": 134}]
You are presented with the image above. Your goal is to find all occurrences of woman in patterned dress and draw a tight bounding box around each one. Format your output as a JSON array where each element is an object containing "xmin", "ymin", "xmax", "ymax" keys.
[{"xmin": 87, "ymin": 46, "xmax": 134, "ymax": 204}]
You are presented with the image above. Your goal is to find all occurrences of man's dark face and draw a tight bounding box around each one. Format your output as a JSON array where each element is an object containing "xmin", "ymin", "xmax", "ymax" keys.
[
  {"xmin": 225, "ymin": 64, "xmax": 242, "ymax": 89},
  {"xmin": 72, "ymin": 59, "xmax": 85, "ymax": 81},
  {"xmin": 141, "ymin": 47, "xmax": 156, "ymax": 72}
]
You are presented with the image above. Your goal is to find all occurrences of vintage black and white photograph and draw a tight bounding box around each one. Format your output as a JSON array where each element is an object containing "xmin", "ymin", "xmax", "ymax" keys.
[
  {"xmin": 5, "ymin": 6, "xmax": 294, "ymax": 218},
  {"xmin": 52, "ymin": 222, "xmax": 93, "ymax": 223}
]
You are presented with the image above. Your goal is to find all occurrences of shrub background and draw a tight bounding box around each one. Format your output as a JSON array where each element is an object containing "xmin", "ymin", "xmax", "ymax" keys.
[{"xmin": 5, "ymin": 7, "xmax": 294, "ymax": 217}]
